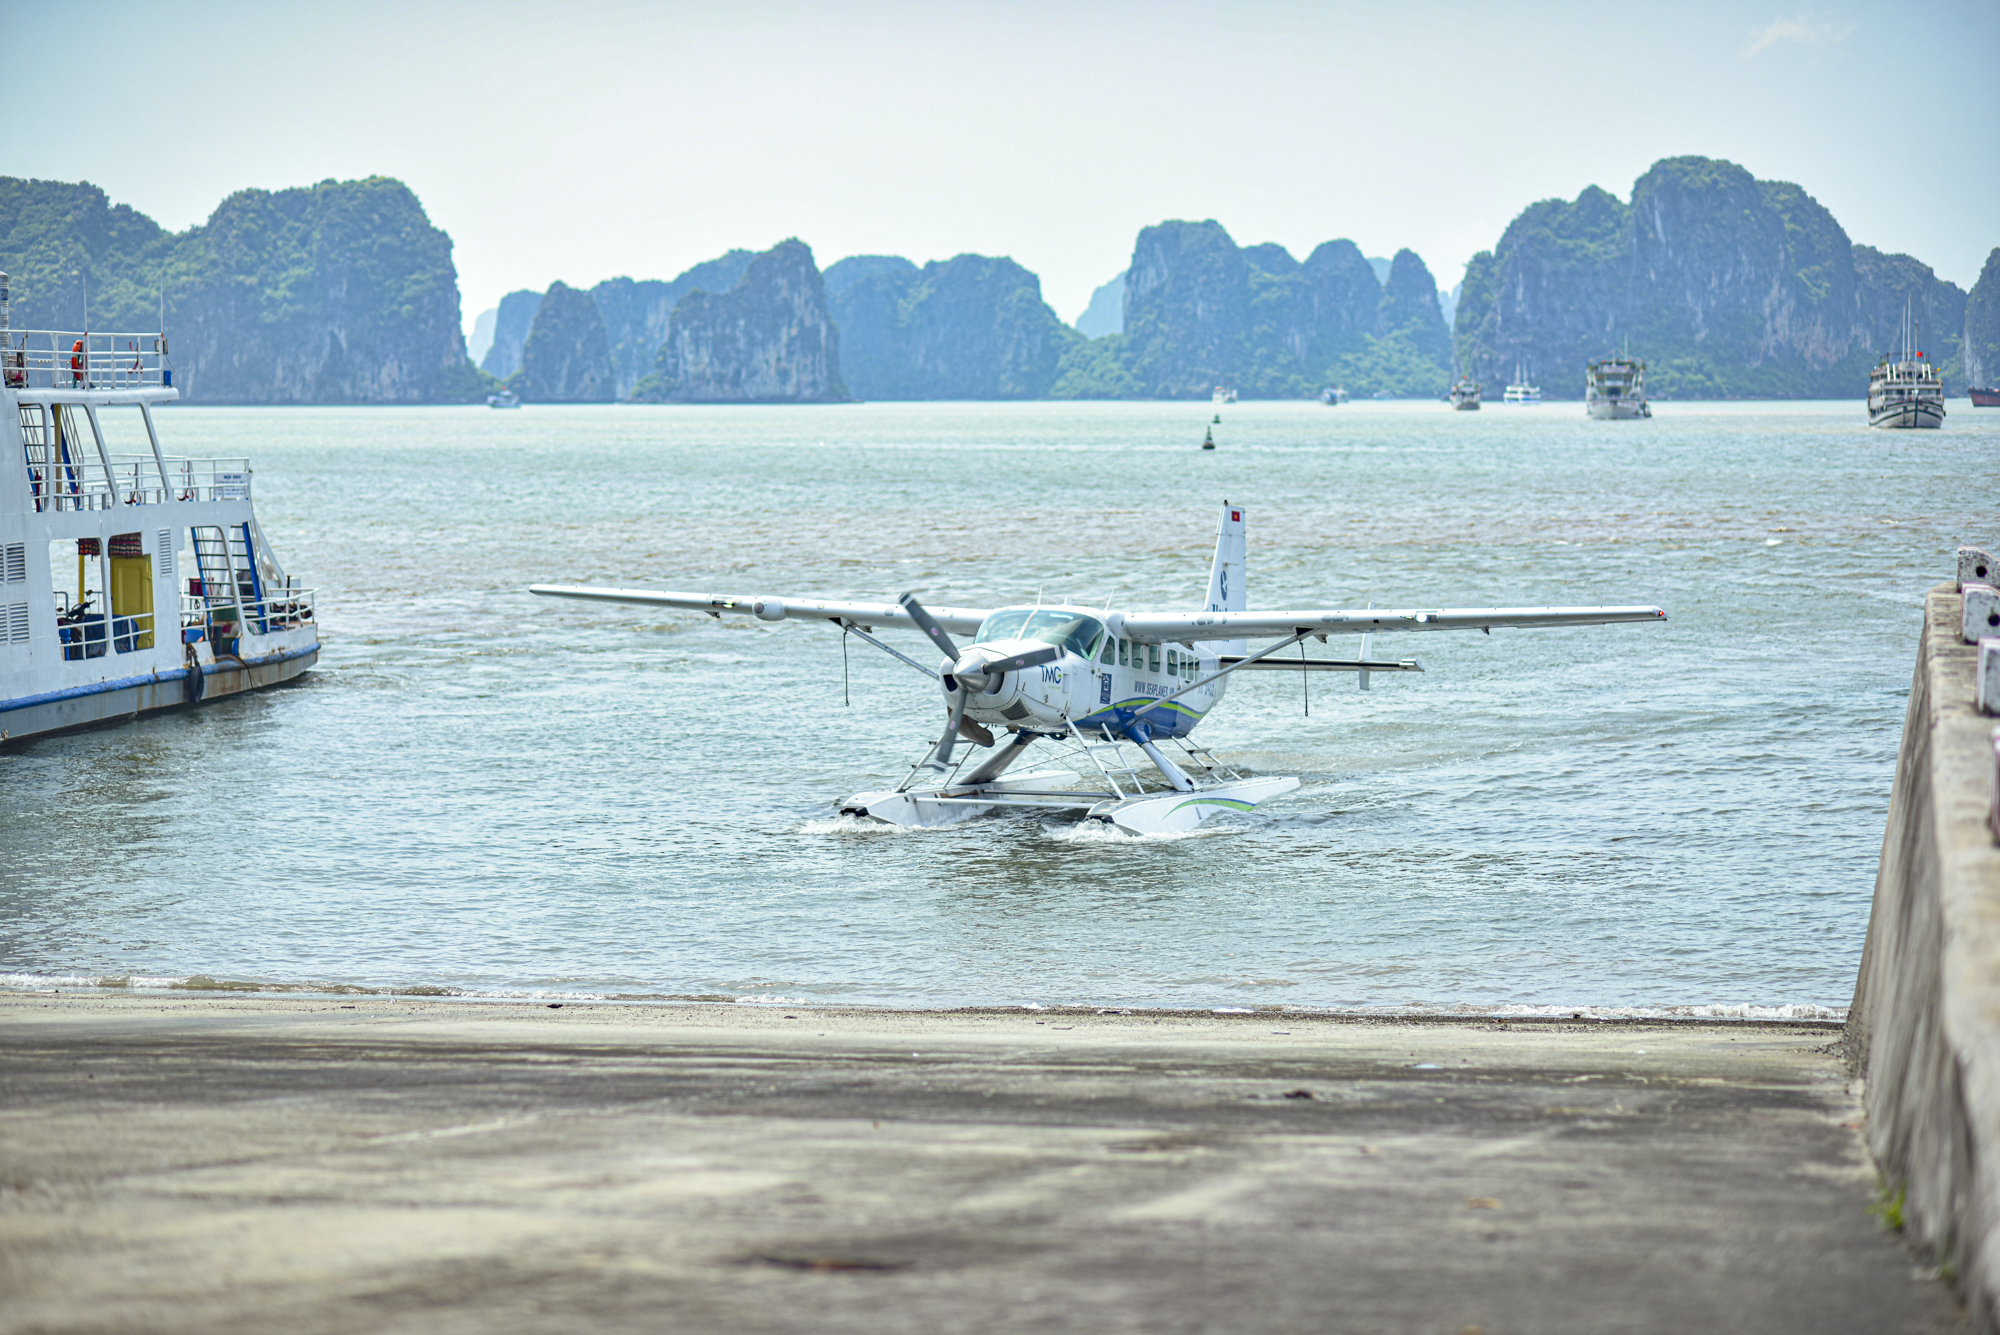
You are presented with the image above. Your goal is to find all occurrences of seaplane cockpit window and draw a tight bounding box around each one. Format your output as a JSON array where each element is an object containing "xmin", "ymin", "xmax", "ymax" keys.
[
  {"xmin": 975, "ymin": 609, "xmax": 1032, "ymax": 643},
  {"xmin": 977, "ymin": 609, "xmax": 1106, "ymax": 659}
]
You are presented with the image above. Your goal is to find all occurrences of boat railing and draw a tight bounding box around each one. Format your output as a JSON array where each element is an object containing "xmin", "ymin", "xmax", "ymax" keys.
[
  {"xmin": 2, "ymin": 329, "xmax": 172, "ymax": 391},
  {"xmin": 27, "ymin": 454, "xmax": 252, "ymax": 512},
  {"xmin": 181, "ymin": 583, "xmax": 316, "ymax": 642},
  {"xmin": 51, "ymin": 590, "xmax": 161, "ymax": 659}
]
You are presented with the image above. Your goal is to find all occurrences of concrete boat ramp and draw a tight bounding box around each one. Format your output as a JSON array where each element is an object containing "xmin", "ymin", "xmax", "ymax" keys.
[{"xmin": 0, "ymin": 996, "xmax": 1965, "ymax": 1334}]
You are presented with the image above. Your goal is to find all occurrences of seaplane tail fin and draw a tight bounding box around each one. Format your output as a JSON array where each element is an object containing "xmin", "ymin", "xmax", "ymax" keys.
[{"xmin": 1204, "ymin": 501, "xmax": 1248, "ymax": 654}]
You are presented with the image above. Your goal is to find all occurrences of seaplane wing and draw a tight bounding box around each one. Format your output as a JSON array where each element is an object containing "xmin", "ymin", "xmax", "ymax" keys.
[
  {"xmin": 527, "ymin": 585, "xmax": 990, "ymax": 635},
  {"xmin": 1120, "ymin": 605, "xmax": 1667, "ymax": 641}
]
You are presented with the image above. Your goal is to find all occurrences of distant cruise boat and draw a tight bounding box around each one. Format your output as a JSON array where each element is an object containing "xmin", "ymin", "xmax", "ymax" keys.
[
  {"xmin": 1868, "ymin": 304, "xmax": 1945, "ymax": 429},
  {"xmin": 487, "ymin": 390, "xmax": 520, "ymax": 409},
  {"xmin": 1502, "ymin": 364, "xmax": 1540, "ymax": 403},
  {"xmin": 1211, "ymin": 385, "xmax": 1236, "ymax": 404},
  {"xmin": 1586, "ymin": 352, "xmax": 1650, "ymax": 420},
  {"xmin": 1448, "ymin": 377, "xmax": 1481, "ymax": 411},
  {"xmin": 1319, "ymin": 386, "xmax": 1348, "ymax": 405}
]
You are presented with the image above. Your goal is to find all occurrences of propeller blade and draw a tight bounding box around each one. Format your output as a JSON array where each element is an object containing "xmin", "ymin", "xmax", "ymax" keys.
[
  {"xmin": 899, "ymin": 591, "xmax": 960, "ymax": 662},
  {"xmin": 935, "ymin": 688, "xmax": 970, "ymax": 767}
]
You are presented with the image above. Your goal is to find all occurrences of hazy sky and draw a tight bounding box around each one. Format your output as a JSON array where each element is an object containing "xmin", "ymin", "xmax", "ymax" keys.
[{"xmin": 14, "ymin": 0, "xmax": 1998, "ymax": 335}]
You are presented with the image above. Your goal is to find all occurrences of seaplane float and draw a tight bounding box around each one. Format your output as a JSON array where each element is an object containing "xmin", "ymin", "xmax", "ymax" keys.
[{"xmin": 530, "ymin": 502, "xmax": 1665, "ymax": 835}]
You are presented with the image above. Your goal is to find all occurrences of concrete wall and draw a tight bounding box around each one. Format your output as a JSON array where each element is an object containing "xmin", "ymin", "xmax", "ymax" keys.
[{"xmin": 1849, "ymin": 581, "xmax": 2000, "ymax": 1329}]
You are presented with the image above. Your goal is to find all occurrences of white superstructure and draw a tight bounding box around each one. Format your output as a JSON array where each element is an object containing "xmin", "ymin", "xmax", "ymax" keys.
[
  {"xmin": 1502, "ymin": 364, "xmax": 1540, "ymax": 403},
  {"xmin": 0, "ymin": 275, "xmax": 318, "ymax": 745},
  {"xmin": 1868, "ymin": 302, "xmax": 1945, "ymax": 429},
  {"xmin": 1585, "ymin": 354, "xmax": 1650, "ymax": 420}
]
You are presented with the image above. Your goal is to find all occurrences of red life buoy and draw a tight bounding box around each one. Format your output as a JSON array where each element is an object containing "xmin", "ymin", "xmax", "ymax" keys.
[{"xmin": 70, "ymin": 339, "xmax": 85, "ymax": 384}]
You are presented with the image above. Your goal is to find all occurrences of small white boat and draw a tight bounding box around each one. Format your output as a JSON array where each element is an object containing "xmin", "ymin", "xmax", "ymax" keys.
[
  {"xmin": 487, "ymin": 390, "xmax": 520, "ymax": 409},
  {"xmin": 1211, "ymin": 385, "xmax": 1236, "ymax": 404},
  {"xmin": 1449, "ymin": 378, "xmax": 1481, "ymax": 411},
  {"xmin": 0, "ymin": 273, "xmax": 318, "ymax": 745},
  {"xmin": 1319, "ymin": 386, "xmax": 1348, "ymax": 405},
  {"xmin": 1502, "ymin": 364, "xmax": 1540, "ymax": 403},
  {"xmin": 1868, "ymin": 302, "xmax": 1944, "ymax": 429}
]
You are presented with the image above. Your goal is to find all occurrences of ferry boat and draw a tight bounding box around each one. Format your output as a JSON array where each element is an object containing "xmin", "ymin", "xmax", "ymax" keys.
[
  {"xmin": 0, "ymin": 274, "xmax": 318, "ymax": 745},
  {"xmin": 1211, "ymin": 385, "xmax": 1237, "ymax": 404},
  {"xmin": 1448, "ymin": 377, "xmax": 1481, "ymax": 411},
  {"xmin": 487, "ymin": 389, "xmax": 520, "ymax": 409},
  {"xmin": 1502, "ymin": 364, "xmax": 1540, "ymax": 403},
  {"xmin": 1318, "ymin": 386, "xmax": 1348, "ymax": 405},
  {"xmin": 1868, "ymin": 305, "xmax": 1945, "ymax": 429},
  {"xmin": 1970, "ymin": 387, "xmax": 2000, "ymax": 408},
  {"xmin": 1586, "ymin": 353, "xmax": 1650, "ymax": 420}
]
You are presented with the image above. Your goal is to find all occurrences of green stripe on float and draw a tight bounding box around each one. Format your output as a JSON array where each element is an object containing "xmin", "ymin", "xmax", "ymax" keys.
[{"xmin": 1168, "ymin": 797, "xmax": 1257, "ymax": 815}]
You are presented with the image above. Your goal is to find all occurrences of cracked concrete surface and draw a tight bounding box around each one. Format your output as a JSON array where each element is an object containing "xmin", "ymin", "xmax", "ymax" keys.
[{"xmin": 0, "ymin": 995, "xmax": 1966, "ymax": 1333}]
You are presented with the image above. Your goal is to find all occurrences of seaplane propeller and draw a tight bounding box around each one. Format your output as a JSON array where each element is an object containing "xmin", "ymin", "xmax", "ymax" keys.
[{"xmin": 899, "ymin": 591, "xmax": 1059, "ymax": 765}]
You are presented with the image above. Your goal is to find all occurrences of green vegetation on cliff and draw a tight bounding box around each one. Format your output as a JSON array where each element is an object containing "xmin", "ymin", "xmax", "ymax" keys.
[
  {"xmin": 1963, "ymin": 249, "xmax": 2000, "ymax": 389},
  {"xmin": 1454, "ymin": 156, "xmax": 1969, "ymax": 399},
  {"xmin": 636, "ymin": 240, "xmax": 844, "ymax": 403},
  {"xmin": 827, "ymin": 253, "xmax": 1074, "ymax": 399},
  {"xmin": 514, "ymin": 281, "xmax": 614, "ymax": 402},
  {"xmin": 1052, "ymin": 223, "xmax": 1451, "ymax": 399},
  {"xmin": 0, "ymin": 175, "xmax": 486, "ymax": 402}
]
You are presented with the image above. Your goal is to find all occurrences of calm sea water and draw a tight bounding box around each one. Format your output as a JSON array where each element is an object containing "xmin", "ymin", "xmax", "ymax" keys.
[{"xmin": 3, "ymin": 400, "xmax": 1993, "ymax": 1015}]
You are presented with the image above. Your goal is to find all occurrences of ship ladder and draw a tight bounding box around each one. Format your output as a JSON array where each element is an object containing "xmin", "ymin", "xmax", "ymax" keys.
[
  {"xmin": 227, "ymin": 523, "xmax": 268, "ymax": 633},
  {"xmin": 190, "ymin": 526, "xmax": 248, "ymax": 651}
]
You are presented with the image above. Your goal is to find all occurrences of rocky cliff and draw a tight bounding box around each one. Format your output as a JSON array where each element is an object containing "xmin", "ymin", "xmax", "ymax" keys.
[
  {"xmin": 591, "ymin": 251, "xmax": 753, "ymax": 399},
  {"xmin": 827, "ymin": 253, "xmax": 1074, "ymax": 399},
  {"xmin": 0, "ymin": 175, "xmax": 485, "ymax": 403},
  {"xmin": 1964, "ymin": 249, "xmax": 2000, "ymax": 389},
  {"xmin": 480, "ymin": 289, "xmax": 542, "ymax": 380},
  {"xmin": 515, "ymin": 281, "xmax": 614, "ymax": 402},
  {"xmin": 1455, "ymin": 156, "xmax": 1968, "ymax": 398},
  {"xmin": 1074, "ymin": 271, "xmax": 1126, "ymax": 338},
  {"xmin": 824, "ymin": 255, "xmax": 918, "ymax": 297},
  {"xmin": 639, "ymin": 240, "xmax": 844, "ymax": 403},
  {"xmin": 1060, "ymin": 220, "xmax": 1449, "ymax": 398}
]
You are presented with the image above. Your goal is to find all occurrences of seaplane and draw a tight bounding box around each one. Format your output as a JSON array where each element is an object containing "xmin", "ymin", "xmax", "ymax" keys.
[{"xmin": 530, "ymin": 502, "xmax": 1665, "ymax": 835}]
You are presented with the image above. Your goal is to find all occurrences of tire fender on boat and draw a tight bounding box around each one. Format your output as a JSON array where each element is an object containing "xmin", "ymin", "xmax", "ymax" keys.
[{"xmin": 183, "ymin": 645, "xmax": 205, "ymax": 704}]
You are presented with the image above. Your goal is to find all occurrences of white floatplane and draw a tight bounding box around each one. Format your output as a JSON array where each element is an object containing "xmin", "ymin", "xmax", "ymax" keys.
[{"xmin": 530, "ymin": 502, "xmax": 1665, "ymax": 835}]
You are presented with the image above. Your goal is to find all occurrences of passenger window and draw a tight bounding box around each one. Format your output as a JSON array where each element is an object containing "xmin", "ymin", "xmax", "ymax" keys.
[
  {"xmin": 1117, "ymin": 638, "xmax": 1127, "ymax": 667},
  {"xmin": 1148, "ymin": 644, "xmax": 1161, "ymax": 674},
  {"xmin": 1166, "ymin": 649, "xmax": 1178, "ymax": 675}
]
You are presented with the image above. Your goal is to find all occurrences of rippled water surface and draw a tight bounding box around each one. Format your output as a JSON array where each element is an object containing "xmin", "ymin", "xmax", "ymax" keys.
[{"xmin": 3, "ymin": 400, "xmax": 1993, "ymax": 1013}]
